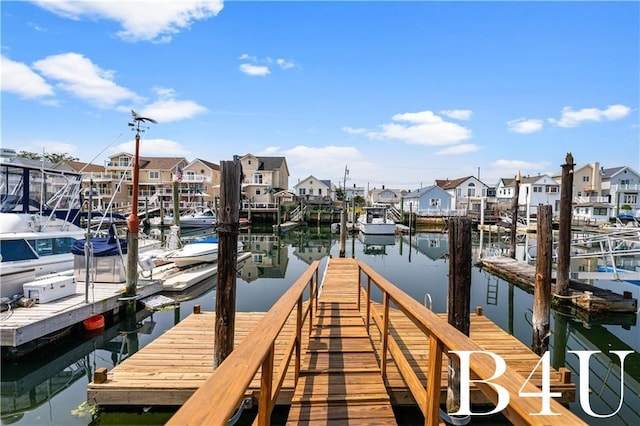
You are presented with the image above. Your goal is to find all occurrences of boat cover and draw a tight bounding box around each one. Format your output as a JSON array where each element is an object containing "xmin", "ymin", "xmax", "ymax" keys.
[{"xmin": 71, "ymin": 226, "xmax": 127, "ymax": 256}]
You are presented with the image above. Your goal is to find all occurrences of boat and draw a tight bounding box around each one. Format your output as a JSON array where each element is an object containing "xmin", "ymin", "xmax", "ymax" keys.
[
  {"xmin": 179, "ymin": 208, "xmax": 217, "ymax": 228},
  {"xmin": 156, "ymin": 236, "xmax": 238, "ymax": 268},
  {"xmin": 0, "ymin": 150, "xmax": 86, "ymax": 299},
  {"xmin": 149, "ymin": 214, "xmax": 174, "ymax": 227},
  {"xmin": 357, "ymin": 206, "xmax": 396, "ymax": 235}
]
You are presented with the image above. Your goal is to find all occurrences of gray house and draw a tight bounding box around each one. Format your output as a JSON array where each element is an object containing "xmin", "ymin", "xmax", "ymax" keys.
[{"xmin": 401, "ymin": 185, "xmax": 452, "ymax": 215}]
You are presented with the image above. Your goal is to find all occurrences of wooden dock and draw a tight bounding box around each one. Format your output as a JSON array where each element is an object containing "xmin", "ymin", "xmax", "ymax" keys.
[
  {"xmin": 89, "ymin": 258, "xmax": 576, "ymax": 420},
  {"xmin": 480, "ymin": 256, "xmax": 637, "ymax": 313},
  {"xmin": 1, "ymin": 279, "xmax": 162, "ymax": 356}
]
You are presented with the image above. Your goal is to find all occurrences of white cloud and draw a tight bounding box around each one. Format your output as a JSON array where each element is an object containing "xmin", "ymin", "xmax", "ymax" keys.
[
  {"xmin": 33, "ymin": 52, "xmax": 139, "ymax": 108},
  {"xmin": 440, "ymin": 109, "xmax": 472, "ymax": 120},
  {"xmin": 548, "ymin": 104, "xmax": 631, "ymax": 128},
  {"xmin": 366, "ymin": 110, "xmax": 471, "ymax": 145},
  {"xmin": 32, "ymin": 0, "xmax": 223, "ymax": 43},
  {"xmin": 491, "ymin": 159, "xmax": 550, "ymax": 171},
  {"xmin": 1, "ymin": 55, "xmax": 55, "ymax": 99},
  {"xmin": 507, "ymin": 118, "xmax": 544, "ymax": 134},
  {"xmin": 435, "ymin": 144, "xmax": 479, "ymax": 155},
  {"xmin": 239, "ymin": 63, "xmax": 270, "ymax": 76},
  {"xmin": 113, "ymin": 138, "xmax": 191, "ymax": 157},
  {"xmin": 342, "ymin": 126, "xmax": 368, "ymax": 135},
  {"xmin": 21, "ymin": 140, "xmax": 78, "ymax": 157},
  {"xmin": 137, "ymin": 87, "xmax": 207, "ymax": 123},
  {"xmin": 276, "ymin": 58, "xmax": 295, "ymax": 70}
]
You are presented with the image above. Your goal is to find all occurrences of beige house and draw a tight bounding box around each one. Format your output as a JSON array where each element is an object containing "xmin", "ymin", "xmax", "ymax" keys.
[
  {"xmin": 182, "ymin": 158, "xmax": 221, "ymax": 209},
  {"xmin": 238, "ymin": 154, "xmax": 289, "ymax": 208}
]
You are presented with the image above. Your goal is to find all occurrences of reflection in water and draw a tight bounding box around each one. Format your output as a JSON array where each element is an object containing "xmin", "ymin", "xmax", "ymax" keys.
[{"xmin": 2, "ymin": 227, "xmax": 638, "ymax": 425}]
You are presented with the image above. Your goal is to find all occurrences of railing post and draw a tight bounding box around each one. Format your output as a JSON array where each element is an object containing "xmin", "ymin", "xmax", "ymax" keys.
[
  {"xmin": 308, "ymin": 276, "xmax": 314, "ymax": 337},
  {"xmin": 366, "ymin": 275, "xmax": 371, "ymax": 333},
  {"xmin": 380, "ymin": 292, "xmax": 390, "ymax": 380},
  {"xmin": 258, "ymin": 343, "xmax": 274, "ymax": 426},
  {"xmin": 295, "ymin": 295, "xmax": 302, "ymax": 384},
  {"xmin": 425, "ymin": 337, "xmax": 443, "ymax": 425},
  {"xmin": 357, "ymin": 265, "xmax": 362, "ymax": 311},
  {"xmin": 314, "ymin": 267, "xmax": 319, "ymax": 311}
]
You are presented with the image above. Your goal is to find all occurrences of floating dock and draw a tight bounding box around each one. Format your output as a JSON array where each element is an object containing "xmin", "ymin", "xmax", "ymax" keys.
[
  {"xmin": 0, "ymin": 279, "xmax": 162, "ymax": 356},
  {"xmin": 88, "ymin": 262, "xmax": 575, "ymax": 413},
  {"xmin": 480, "ymin": 256, "xmax": 637, "ymax": 313}
]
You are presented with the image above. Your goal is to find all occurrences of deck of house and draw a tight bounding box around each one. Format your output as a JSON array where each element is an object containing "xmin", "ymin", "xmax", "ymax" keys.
[{"xmin": 89, "ymin": 258, "xmax": 582, "ymax": 425}]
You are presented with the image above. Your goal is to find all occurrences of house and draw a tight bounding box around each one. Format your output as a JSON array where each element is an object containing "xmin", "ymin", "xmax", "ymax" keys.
[
  {"xmin": 368, "ymin": 186, "xmax": 403, "ymax": 208},
  {"xmin": 517, "ymin": 174, "xmax": 561, "ymax": 219},
  {"xmin": 552, "ymin": 162, "xmax": 612, "ymax": 222},
  {"xmin": 294, "ymin": 175, "xmax": 334, "ymax": 205},
  {"xmin": 345, "ymin": 184, "xmax": 365, "ymax": 201},
  {"xmin": 495, "ymin": 177, "xmax": 519, "ymax": 210},
  {"xmin": 572, "ymin": 202, "xmax": 614, "ymax": 224},
  {"xmin": 55, "ymin": 159, "xmax": 108, "ymax": 209},
  {"xmin": 601, "ymin": 166, "xmax": 640, "ymax": 217},
  {"xmin": 238, "ymin": 154, "xmax": 290, "ymax": 207},
  {"xmin": 103, "ymin": 153, "xmax": 188, "ymax": 211},
  {"xmin": 435, "ymin": 176, "xmax": 489, "ymax": 211},
  {"xmin": 401, "ymin": 185, "xmax": 452, "ymax": 216},
  {"xmin": 182, "ymin": 158, "xmax": 220, "ymax": 208}
]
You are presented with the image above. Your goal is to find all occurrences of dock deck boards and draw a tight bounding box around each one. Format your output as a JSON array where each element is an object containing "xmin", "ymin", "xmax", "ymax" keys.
[
  {"xmin": 480, "ymin": 256, "xmax": 637, "ymax": 313},
  {"xmin": 1, "ymin": 280, "xmax": 162, "ymax": 350},
  {"xmin": 286, "ymin": 258, "xmax": 396, "ymax": 424},
  {"xmin": 88, "ymin": 258, "xmax": 576, "ymax": 420}
]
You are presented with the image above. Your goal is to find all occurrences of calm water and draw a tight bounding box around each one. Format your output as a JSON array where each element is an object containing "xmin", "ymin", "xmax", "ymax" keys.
[{"xmin": 1, "ymin": 226, "xmax": 638, "ymax": 425}]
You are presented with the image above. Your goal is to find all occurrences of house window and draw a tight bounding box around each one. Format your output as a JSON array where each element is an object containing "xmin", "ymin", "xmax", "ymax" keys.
[
  {"xmin": 309, "ymin": 189, "xmax": 314, "ymax": 195},
  {"xmin": 593, "ymin": 207, "xmax": 608, "ymax": 215},
  {"xmin": 118, "ymin": 157, "xmax": 130, "ymax": 167},
  {"xmin": 254, "ymin": 173, "xmax": 263, "ymax": 184},
  {"xmin": 533, "ymin": 186, "xmax": 542, "ymax": 193},
  {"xmin": 546, "ymin": 186, "xmax": 558, "ymax": 193},
  {"xmin": 248, "ymin": 159, "xmax": 252, "ymax": 165},
  {"xmin": 467, "ymin": 183, "xmax": 476, "ymax": 197},
  {"xmin": 299, "ymin": 188, "xmax": 306, "ymax": 195},
  {"xmin": 583, "ymin": 176, "xmax": 590, "ymax": 182},
  {"xmin": 457, "ymin": 188, "xmax": 461, "ymax": 197},
  {"xmin": 620, "ymin": 179, "xmax": 630, "ymax": 186},
  {"xmin": 255, "ymin": 189, "xmax": 261, "ymax": 196},
  {"xmin": 623, "ymin": 194, "xmax": 638, "ymax": 204},
  {"xmin": 149, "ymin": 171, "xmax": 159, "ymax": 179},
  {"xmin": 430, "ymin": 198, "xmax": 441, "ymax": 208},
  {"xmin": 318, "ymin": 188, "xmax": 322, "ymax": 195}
]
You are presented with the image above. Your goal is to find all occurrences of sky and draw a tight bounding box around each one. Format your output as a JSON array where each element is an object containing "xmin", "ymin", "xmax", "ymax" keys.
[{"xmin": 1, "ymin": 1, "xmax": 639, "ymax": 192}]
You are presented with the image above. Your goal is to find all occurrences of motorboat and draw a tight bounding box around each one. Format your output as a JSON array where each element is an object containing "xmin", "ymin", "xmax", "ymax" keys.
[
  {"xmin": 0, "ymin": 151, "xmax": 86, "ymax": 298},
  {"xmin": 179, "ymin": 208, "xmax": 217, "ymax": 228},
  {"xmin": 149, "ymin": 214, "xmax": 174, "ymax": 227},
  {"xmin": 357, "ymin": 206, "xmax": 396, "ymax": 235},
  {"xmin": 156, "ymin": 237, "xmax": 245, "ymax": 268}
]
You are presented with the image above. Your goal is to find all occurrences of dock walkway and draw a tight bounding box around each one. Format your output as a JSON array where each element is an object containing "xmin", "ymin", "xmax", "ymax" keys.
[
  {"xmin": 286, "ymin": 258, "xmax": 396, "ymax": 424},
  {"xmin": 480, "ymin": 256, "xmax": 637, "ymax": 313}
]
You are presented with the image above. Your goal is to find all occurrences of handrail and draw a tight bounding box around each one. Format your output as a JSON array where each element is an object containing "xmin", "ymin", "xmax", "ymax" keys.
[
  {"xmin": 167, "ymin": 261, "xmax": 320, "ymax": 426},
  {"xmin": 357, "ymin": 261, "xmax": 586, "ymax": 425}
]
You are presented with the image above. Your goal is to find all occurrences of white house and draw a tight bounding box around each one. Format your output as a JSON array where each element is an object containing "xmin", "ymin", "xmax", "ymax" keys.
[
  {"xmin": 294, "ymin": 175, "xmax": 334, "ymax": 204},
  {"xmin": 435, "ymin": 176, "xmax": 489, "ymax": 211},
  {"xmin": 518, "ymin": 174, "xmax": 561, "ymax": 219},
  {"xmin": 601, "ymin": 166, "xmax": 640, "ymax": 217},
  {"xmin": 368, "ymin": 186, "xmax": 403, "ymax": 208}
]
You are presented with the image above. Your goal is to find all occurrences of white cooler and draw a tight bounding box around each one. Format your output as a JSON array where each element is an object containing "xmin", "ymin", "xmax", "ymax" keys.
[{"xmin": 23, "ymin": 275, "xmax": 76, "ymax": 303}]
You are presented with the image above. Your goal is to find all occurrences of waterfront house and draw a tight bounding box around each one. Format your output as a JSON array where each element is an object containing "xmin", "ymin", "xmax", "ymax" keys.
[
  {"xmin": 368, "ymin": 186, "xmax": 403, "ymax": 208},
  {"xmin": 601, "ymin": 166, "xmax": 640, "ymax": 217},
  {"xmin": 495, "ymin": 177, "xmax": 519, "ymax": 211},
  {"xmin": 182, "ymin": 158, "xmax": 220, "ymax": 208},
  {"xmin": 238, "ymin": 154, "xmax": 289, "ymax": 208},
  {"xmin": 294, "ymin": 175, "xmax": 334, "ymax": 205},
  {"xmin": 517, "ymin": 174, "xmax": 561, "ymax": 219},
  {"xmin": 401, "ymin": 185, "xmax": 453, "ymax": 216},
  {"xmin": 345, "ymin": 184, "xmax": 365, "ymax": 201},
  {"xmin": 435, "ymin": 176, "xmax": 489, "ymax": 212},
  {"xmin": 552, "ymin": 162, "xmax": 612, "ymax": 223},
  {"xmin": 55, "ymin": 159, "xmax": 108, "ymax": 210}
]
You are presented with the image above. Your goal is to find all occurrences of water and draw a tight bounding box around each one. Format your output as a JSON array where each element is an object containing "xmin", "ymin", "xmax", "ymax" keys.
[{"xmin": 1, "ymin": 226, "xmax": 638, "ymax": 425}]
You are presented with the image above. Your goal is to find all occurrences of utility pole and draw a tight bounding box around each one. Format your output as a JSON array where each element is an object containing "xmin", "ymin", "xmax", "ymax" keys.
[{"xmin": 339, "ymin": 165, "xmax": 348, "ymax": 257}]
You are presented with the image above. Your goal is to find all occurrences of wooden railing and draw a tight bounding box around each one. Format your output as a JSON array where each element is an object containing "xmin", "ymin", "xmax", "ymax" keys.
[
  {"xmin": 357, "ymin": 261, "xmax": 586, "ymax": 425},
  {"xmin": 166, "ymin": 261, "xmax": 320, "ymax": 426}
]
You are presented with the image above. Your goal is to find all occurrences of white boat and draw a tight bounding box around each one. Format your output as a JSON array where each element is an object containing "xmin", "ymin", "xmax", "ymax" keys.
[
  {"xmin": 149, "ymin": 214, "xmax": 174, "ymax": 227},
  {"xmin": 0, "ymin": 151, "xmax": 86, "ymax": 299},
  {"xmin": 179, "ymin": 208, "xmax": 217, "ymax": 228},
  {"xmin": 156, "ymin": 237, "xmax": 243, "ymax": 268},
  {"xmin": 357, "ymin": 206, "xmax": 396, "ymax": 235}
]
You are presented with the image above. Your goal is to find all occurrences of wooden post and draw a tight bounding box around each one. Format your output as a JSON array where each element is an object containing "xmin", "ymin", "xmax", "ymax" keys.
[
  {"xmin": 172, "ymin": 180, "xmax": 181, "ymax": 229},
  {"xmin": 446, "ymin": 217, "xmax": 472, "ymax": 414},
  {"xmin": 125, "ymin": 133, "xmax": 141, "ymax": 299},
  {"xmin": 509, "ymin": 171, "xmax": 521, "ymax": 259},
  {"xmin": 213, "ymin": 159, "xmax": 242, "ymax": 369},
  {"xmin": 532, "ymin": 204, "xmax": 553, "ymax": 356},
  {"xmin": 556, "ymin": 153, "xmax": 575, "ymax": 297},
  {"xmin": 339, "ymin": 202, "xmax": 347, "ymax": 258}
]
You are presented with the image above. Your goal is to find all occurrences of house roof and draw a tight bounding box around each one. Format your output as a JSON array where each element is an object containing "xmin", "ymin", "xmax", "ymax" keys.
[
  {"xmin": 139, "ymin": 157, "xmax": 186, "ymax": 170},
  {"xmin": 435, "ymin": 176, "xmax": 474, "ymax": 190},
  {"xmin": 256, "ymin": 156, "xmax": 287, "ymax": 172},
  {"xmin": 602, "ymin": 166, "xmax": 640, "ymax": 179},
  {"xmin": 403, "ymin": 185, "xmax": 447, "ymax": 198},
  {"xmin": 191, "ymin": 158, "xmax": 220, "ymax": 171},
  {"xmin": 60, "ymin": 159, "xmax": 105, "ymax": 173}
]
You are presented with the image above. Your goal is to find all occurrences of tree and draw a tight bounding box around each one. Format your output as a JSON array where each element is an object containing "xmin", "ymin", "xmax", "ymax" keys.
[
  {"xmin": 352, "ymin": 195, "xmax": 366, "ymax": 207},
  {"xmin": 17, "ymin": 151, "xmax": 79, "ymax": 164}
]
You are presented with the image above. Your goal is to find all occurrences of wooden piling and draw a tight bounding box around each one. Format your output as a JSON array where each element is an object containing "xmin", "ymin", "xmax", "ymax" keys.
[
  {"xmin": 172, "ymin": 180, "xmax": 181, "ymax": 229},
  {"xmin": 556, "ymin": 153, "xmax": 575, "ymax": 296},
  {"xmin": 509, "ymin": 171, "xmax": 521, "ymax": 259},
  {"xmin": 446, "ymin": 217, "xmax": 472, "ymax": 413},
  {"xmin": 532, "ymin": 204, "xmax": 553, "ymax": 355},
  {"xmin": 214, "ymin": 159, "xmax": 242, "ymax": 369}
]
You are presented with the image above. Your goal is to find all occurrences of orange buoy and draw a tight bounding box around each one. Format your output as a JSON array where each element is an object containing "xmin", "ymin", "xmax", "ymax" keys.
[{"xmin": 83, "ymin": 314, "xmax": 105, "ymax": 331}]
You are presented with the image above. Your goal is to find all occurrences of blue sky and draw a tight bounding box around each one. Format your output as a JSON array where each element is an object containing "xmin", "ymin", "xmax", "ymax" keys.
[{"xmin": 2, "ymin": 1, "xmax": 638, "ymax": 190}]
